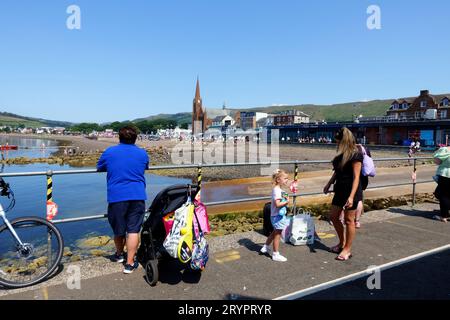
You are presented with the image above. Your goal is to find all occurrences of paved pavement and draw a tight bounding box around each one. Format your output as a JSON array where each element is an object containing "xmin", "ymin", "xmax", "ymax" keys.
[{"xmin": 1, "ymin": 203, "xmax": 449, "ymax": 300}]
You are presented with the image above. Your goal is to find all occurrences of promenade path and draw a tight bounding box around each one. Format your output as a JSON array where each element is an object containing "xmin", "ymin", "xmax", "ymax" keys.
[{"xmin": 1, "ymin": 203, "xmax": 449, "ymax": 300}]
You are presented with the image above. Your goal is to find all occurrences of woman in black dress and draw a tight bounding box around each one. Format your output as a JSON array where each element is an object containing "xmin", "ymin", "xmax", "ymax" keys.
[{"xmin": 324, "ymin": 127, "xmax": 363, "ymax": 261}]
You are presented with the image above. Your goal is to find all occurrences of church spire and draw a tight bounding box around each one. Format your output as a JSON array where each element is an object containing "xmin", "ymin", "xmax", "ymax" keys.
[{"xmin": 195, "ymin": 76, "xmax": 201, "ymax": 101}]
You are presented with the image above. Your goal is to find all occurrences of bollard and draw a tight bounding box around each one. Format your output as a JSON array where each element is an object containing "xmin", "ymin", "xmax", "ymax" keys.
[
  {"xmin": 46, "ymin": 171, "xmax": 53, "ymax": 267},
  {"xmin": 196, "ymin": 164, "xmax": 202, "ymax": 201},
  {"xmin": 46, "ymin": 171, "xmax": 53, "ymax": 204},
  {"xmin": 412, "ymin": 158, "xmax": 417, "ymax": 207},
  {"xmin": 293, "ymin": 161, "xmax": 299, "ymax": 214}
]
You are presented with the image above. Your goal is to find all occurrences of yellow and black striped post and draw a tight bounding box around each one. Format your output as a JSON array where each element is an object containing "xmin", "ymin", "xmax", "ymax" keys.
[
  {"xmin": 293, "ymin": 161, "xmax": 299, "ymax": 214},
  {"xmin": 197, "ymin": 164, "xmax": 202, "ymax": 191},
  {"xmin": 46, "ymin": 173, "xmax": 53, "ymax": 203},
  {"xmin": 46, "ymin": 171, "xmax": 53, "ymax": 266},
  {"xmin": 294, "ymin": 161, "xmax": 299, "ymax": 182}
]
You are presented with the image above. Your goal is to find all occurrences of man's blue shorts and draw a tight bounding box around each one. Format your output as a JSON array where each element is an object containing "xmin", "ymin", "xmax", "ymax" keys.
[{"xmin": 107, "ymin": 200, "xmax": 146, "ymax": 237}]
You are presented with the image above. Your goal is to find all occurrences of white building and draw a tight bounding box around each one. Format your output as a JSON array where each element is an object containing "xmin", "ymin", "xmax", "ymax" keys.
[{"xmin": 211, "ymin": 115, "xmax": 235, "ymax": 128}]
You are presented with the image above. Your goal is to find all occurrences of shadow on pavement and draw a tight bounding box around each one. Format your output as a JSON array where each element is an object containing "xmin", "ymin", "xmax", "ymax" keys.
[
  {"xmin": 237, "ymin": 238, "xmax": 331, "ymax": 254},
  {"xmin": 150, "ymin": 258, "xmax": 202, "ymax": 286},
  {"xmin": 387, "ymin": 207, "xmax": 441, "ymax": 221}
]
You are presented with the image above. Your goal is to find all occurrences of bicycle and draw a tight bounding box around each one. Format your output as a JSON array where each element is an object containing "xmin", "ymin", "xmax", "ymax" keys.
[{"xmin": 0, "ymin": 177, "xmax": 64, "ymax": 289}]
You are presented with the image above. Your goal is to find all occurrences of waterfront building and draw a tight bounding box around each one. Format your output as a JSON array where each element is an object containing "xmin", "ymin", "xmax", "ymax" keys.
[
  {"xmin": 267, "ymin": 90, "xmax": 450, "ymax": 147},
  {"xmin": 274, "ymin": 110, "xmax": 310, "ymax": 126},
  {"xmin": 240, "ymin": 112, "xmax": 268, "ymax": 130}
]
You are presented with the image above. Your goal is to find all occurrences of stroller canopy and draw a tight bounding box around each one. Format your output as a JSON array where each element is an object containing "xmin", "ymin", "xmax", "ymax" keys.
[{"xmin": 148, "ymin": 184, "xmax": 199, "ymax": 219}]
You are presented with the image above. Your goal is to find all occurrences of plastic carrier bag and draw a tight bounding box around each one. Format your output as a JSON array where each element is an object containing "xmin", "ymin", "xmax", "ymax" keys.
[{"xmin": 289, "ymin": 212, "xmax": 315, "ymax": 246}]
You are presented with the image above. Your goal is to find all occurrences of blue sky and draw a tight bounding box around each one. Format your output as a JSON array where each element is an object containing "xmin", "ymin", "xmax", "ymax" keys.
[{"xmin": 0, "ymin": 0, "xmax": 449, "ymax": 123}]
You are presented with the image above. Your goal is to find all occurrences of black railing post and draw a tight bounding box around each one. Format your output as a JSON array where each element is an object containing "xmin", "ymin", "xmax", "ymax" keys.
[
  {"xmin": 412, "ymin": 158, "xmax": 417, "ymax": 207},
  {"xmin": 46, "ymin": 170, "xmax": 53, "ymax": 267},
  {"xmin": 293, "ymin": 161, "xmax": 299, "ymax": 214}
]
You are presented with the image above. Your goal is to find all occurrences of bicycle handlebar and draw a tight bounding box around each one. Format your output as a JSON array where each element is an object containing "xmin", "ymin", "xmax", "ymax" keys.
[{"xmin": 0, "ymin": 177, "xmax": 10, "ymax": 197}]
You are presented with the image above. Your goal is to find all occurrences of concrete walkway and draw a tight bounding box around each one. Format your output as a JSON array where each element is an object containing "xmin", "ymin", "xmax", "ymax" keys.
[{"xmin": 1, "ymin": 203, "xmax": 449, "ymax": 300}]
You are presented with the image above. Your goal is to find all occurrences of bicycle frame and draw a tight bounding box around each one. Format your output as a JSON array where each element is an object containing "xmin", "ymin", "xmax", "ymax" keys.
[{"xmin": 0, "ymin": 203, "xmax": 25, "ymax": 248}]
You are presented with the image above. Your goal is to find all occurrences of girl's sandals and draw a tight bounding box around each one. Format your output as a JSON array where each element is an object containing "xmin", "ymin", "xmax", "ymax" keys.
[
  {"xmin": 329, "ymin": 245, "xmax": 343, "ymax": 254},
  {"xmin": 335, "ymin": 253, "xmax": 353, "ymax": 261},
  {"xmin": 355, "ymin": 220, "xmax": 361, "ymax": 228},
  {"xmin": 432, "ymin": 215, "xmax": 448, "ymax": 223}
]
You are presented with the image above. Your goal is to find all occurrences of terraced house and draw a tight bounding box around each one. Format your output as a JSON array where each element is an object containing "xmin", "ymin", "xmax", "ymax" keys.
[{"xmin": 386, "ymin": 90, "xmax": 450, "ymax": 121}]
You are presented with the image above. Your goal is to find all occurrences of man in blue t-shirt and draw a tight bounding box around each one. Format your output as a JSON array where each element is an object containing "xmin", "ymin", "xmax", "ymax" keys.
[{"xmin": 97, "ymin": 126, "xmax": 149, "ymax": 274}]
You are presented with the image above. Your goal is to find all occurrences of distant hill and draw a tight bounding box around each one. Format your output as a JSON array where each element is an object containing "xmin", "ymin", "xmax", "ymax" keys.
[
  {"xmin": 235, "ymin": 99, "xmax": 393, "ymax": 122},
  {"xmin": 0, "ymin": 111, "xmax": 72, "ymax": 128},
  {"xmin": 134, "ymin": 99, "xmax": 392, "ymax": 124},
  {"xmin": 139, "ymin": 93, "xmax": 450, "ymax": 124},
  {"xmin": 134, "ymin": 112, "xmax": 192, "ymax": 125}
]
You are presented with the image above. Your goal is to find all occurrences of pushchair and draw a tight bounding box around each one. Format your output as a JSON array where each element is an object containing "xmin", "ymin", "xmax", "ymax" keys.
[{"xmin": 137, "ymin": 184, "xmax": 200, "ymax": 286}]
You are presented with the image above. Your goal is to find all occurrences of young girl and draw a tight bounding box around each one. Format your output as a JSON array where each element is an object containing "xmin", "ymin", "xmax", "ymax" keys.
[{"xmin": 260, "ymin": 169, "xmax": 291, "ymax": 262}]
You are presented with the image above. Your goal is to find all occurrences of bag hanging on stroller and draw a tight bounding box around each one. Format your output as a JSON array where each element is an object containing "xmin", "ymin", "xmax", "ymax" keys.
[
  {"xmin": 190, "ymin": 209, "xmax": 209, "ymax": 271},
  {"xmin": 163, "ymin": 200, "xmax": 192, "ymax": 259},
  {"xmin": 193, "ymin": 199, "xmax": 210, "ymax": 237},
  {"xmin": 177, "ymin": 201, "xmax": 195, "ymax": 263}
]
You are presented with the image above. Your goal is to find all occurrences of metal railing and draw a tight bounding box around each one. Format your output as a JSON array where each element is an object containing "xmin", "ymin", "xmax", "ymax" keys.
[{"xmin": 0, "ymin": 156, "xmax": 435, "ymax": 225}]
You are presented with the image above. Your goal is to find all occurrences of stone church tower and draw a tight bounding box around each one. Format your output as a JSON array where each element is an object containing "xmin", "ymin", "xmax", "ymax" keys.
[{"xmin": 192, "ymin": 78, "xmax": 208, "ymax": 135}]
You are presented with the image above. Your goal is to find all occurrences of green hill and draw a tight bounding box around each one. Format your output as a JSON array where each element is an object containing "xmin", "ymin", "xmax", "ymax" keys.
[
  {"xmin": 134, "ymin": 112, "xmax": 192, "ymax": 126},
  {"xmin": 0, "ymin": 112, "xmax": 72, "ymax": 128},
  {"xmin": 136, "ymin": 99, "xmax": 392, "ymax": 124},
  {"xmin": 239, "ymin": 99, "xmax": 393, "ymax": 122},
  {"xmin": 143, "ymin": 94, "xmax": 449, "ymax": 123}
]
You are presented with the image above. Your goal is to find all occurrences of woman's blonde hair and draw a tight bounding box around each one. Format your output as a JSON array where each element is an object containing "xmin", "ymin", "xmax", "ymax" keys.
[
  {"xmin": 272, "ymin": 169, "xmax": 287, "ymax": 185},
  {"xmin": 335, "ymin": 127, "xmax": 358, "ymax": 169}
]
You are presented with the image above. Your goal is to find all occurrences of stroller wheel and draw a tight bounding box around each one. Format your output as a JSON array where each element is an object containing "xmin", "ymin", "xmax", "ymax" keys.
[{"xmin": 144, "ymin": 259, "xmax": 159, "ymax": 287}]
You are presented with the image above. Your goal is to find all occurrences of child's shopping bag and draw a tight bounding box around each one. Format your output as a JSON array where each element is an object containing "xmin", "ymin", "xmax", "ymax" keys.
[{"xmin": 289, "ymin": 212, "xmax": 315, "ymax": 246}]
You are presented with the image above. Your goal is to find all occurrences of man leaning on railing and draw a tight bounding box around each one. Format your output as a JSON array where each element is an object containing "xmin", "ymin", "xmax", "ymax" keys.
[{"xmin": 97, "ymin": 126, "xmax": 150, "ymax": 274}]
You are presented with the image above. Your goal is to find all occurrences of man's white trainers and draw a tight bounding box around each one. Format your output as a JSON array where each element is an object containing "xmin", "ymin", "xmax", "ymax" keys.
[{"xmin": 272, "ymin": 252, "xmax": 287, "ymax": 262}]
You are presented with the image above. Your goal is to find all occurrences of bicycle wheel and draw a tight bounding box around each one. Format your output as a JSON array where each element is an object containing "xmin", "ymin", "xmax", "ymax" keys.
[{"xmin": 0, "ymin": 216, "xmax": 64, "ymax": 289}]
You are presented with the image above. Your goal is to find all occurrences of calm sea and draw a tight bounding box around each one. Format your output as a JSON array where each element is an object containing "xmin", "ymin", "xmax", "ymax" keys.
[{"xmin": 0, "ymin": 136, "xmax": 59, "ymax": 158}]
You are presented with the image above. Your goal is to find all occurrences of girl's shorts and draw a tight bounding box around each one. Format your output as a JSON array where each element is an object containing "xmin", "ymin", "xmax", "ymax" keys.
[{"xmin": 271, "ymin": 214, "xmax": 290, "ymax": 230}]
